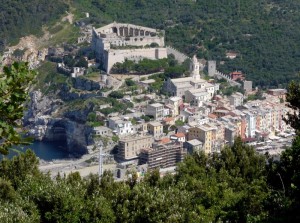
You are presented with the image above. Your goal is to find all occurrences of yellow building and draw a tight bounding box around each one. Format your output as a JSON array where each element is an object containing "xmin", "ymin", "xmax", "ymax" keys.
[
  {"xmin": 188, "ymin": 124, "xmax": 214, "ymax": 154},
  {"xmin": 118, "ymin": 134, "xmax": 153, "ymax": 160},
  {"xmin": 147, "ymin": 122, "xmax": 163, "ymax": 138}
]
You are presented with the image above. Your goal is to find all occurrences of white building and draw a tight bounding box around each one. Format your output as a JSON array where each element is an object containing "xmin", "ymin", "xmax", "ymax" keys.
[
  {"xmin": 244, "ymin": 111, "xmax": 256, "ymax": 138},
  {"xmin": 185, "ymin": 89, "xmax": 210, "ymax": 107},
  {"xmin": 188, "ymin": 115, "xmax": 209, "ymax": 126},
  {"xmin": 93, "ymin": 126, "xmax": 112, "ymax": 136},
  {"xmin": 229, "ymin": 92, "xmax": 244, "ymax": 107},
  {"xmin": 170, "ymin": 133, "xmax": 186, "ymax": 142},
  {"xmin": 164, "ymin": 55, "xmax": 218, "ymax": 99},
  {"xmin": 108, "ymin": 116, "xmax": 135, "ymax": 136},
  {"xmin": 167, "ymin": 96, "xmax": 182, "ymax": 116},
  {"xmin": 145, "ymin": 103, "xmax": 164, "ymax": 120}
]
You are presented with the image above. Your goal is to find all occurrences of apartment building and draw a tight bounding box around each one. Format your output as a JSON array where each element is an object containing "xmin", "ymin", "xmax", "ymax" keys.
[
  {"xmin": 267, "ymin": 89, "xmax": 286, "ymax": 100},
  {"xmin": 118, "ymin": 134, "xmax": 154, "ymax": 160},
  {"xmin": 167, "ymin": 96, "xmax": 182, "ymax": 116},
  {"xmin": 229, "ymin": 92, "xmax": 244, "ymax": 107},
  {"xmin": 188, "ymin": 124, "xmax": 214, "ymax": 154},
  {"xmin": 184, "ymin": 139, "xmax": 203, "ymax": 154},
  {"xmin": 185, "ymin": 89, "xmax": 210, "ymax": 107},
  {"xmin": 140, "ymin": 142, "xmax": 187, "ymax": 170},
  {"xmin": 224, "ymin": 125, "xmax": 237, "ymax": 146},
  {"xmin": 145, "ymin": 103, "xmax": 164, "ymax": 120},
  {"xmin": 147, "ymin": 121, "xmax": 163, "ymax": 138},
  {"xmin": 244, "ymin": 111, "xmax": 256, "ymax": 138}
]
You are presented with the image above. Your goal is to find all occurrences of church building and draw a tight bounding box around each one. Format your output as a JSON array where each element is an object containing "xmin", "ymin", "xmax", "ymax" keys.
[{"xmin": 163, "ymin": 55, "xmax": 218, "ymax": 103}]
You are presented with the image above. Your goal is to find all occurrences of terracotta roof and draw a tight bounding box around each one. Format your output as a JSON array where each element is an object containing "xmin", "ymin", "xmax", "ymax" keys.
[
  {"xmin": 159, "ymin": 138, "xmax": 171, "ymax": 144},
  {"xmin": 173, "ymin": 132, "xmax": 185, "ymax": 138},
  {"xmin": 163, "ymin": 117, "xmax": 174, "ymax": 122},
  {"xmin": 208, "ymin": 113, "xmax": 218, "ymax": 119},
  {"xmin": 231, "ymin": 71, "xmax": 243, "ymax": 75}
]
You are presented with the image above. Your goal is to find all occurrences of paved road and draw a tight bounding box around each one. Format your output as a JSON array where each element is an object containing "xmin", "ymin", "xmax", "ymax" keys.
[{"xmin": 39, "ymin": 146, "xmax": 116, "ymax": 178}]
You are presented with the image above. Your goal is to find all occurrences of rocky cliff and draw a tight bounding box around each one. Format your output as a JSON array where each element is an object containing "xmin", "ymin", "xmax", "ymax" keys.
[{"xmin": 24, "ymin": 90, "xmax": 93, "ymax": 156}]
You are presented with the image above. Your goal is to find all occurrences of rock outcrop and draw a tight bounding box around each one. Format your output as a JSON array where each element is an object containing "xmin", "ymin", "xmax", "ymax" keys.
[
  {"xmin": 24, "ymin": 90, "xmax": 93, "ymax": 156},
  {"xmin": 58, "ymin": 83, "xmax": 101, "ymax": 101},
  {"xmin": 72, "ymin": 77, "xmax": 101, "ymax": 91}
]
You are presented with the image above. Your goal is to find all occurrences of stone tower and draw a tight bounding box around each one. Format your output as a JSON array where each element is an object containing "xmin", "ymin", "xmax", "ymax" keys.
[
  {"xmin": 208, "ymin": 60, "xmax": 216, "ymax": 77},
  {"xmin": 190, "ymin": 55, "xmax": 200, "ymax": 80}
]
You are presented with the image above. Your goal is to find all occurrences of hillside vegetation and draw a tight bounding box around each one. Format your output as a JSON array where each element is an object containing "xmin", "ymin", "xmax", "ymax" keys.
[
  {"xmin": 2, "ymin": 1, "xmax": 300, "ymax": 87},
  {"xmin": 0, "ymin": 0, "xmax": 68, "ymax": 51},
  {"xmin": 73, "ymin": 0, "xmax": 300, "ymax": 87}
]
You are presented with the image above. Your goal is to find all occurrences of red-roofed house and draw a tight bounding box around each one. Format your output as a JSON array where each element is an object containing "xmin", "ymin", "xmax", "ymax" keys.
[
  {"xmin": 230, "ymin": 71, "xmax": 245, "ymax": 81},
  {"xmin": 163, "ymin": 117, "xmax": 175, "ymax": 126},
  {"xmin": 170, "ymin": 132, "xmax": 186, "ymax": 142}
]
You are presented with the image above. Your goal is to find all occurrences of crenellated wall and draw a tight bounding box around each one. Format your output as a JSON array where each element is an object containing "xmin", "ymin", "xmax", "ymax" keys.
[{"xmin": 166, "ymin": 46, "xmax": 191, "ymax": 64}]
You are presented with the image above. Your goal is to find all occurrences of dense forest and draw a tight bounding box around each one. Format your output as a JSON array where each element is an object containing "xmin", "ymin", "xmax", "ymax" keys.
[
  {"xmin": 73, "ymin": 0, "xmax": 300, "ymax": 87},
  {"xmin": 0, "ymin": 0, "xmax": 67, "ymax": 51},
  {"xmin": 1, "ymin": 136, "xmax": 300, "ymax": 222}
]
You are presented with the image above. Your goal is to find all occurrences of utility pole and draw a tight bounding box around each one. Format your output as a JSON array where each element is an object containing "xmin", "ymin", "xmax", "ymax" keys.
[
  {"xmin": 98, "ymin": 141, "xmax": 112, "ymax": 183},
  {"xmin": 99, "ymin": 142, "xmax": 103, "ymax": 181}
]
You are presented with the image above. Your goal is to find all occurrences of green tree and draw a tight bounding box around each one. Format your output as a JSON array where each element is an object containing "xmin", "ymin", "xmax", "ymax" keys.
[
  {"xmin": 284, "ymin": 81, "xmax": 300, "ymax": 134},
  {"xmin": 111, "ymin": 135, "xmax": 119, "ymax": 143},
  {"xmin": 0, "ymin": 62, "xmax": 36, "ymax": 154},
  {"xmin": 125, "ymin": 78, "xmax": 136, "ymax": 87},
  {"xmin": 108, "ymin": 91, "xmax": 124, "ymax": 99},
  {"xmin": 176, "ymin": 138, "xmax": 269, "ymax": 222},
  {"xmin": 0, "ymin": 150, "xmax": 40, "ymax": 188},
  {"xmin": 266, "ymin": 81, "xmax": 300, "ymax": 222},
  {"xmin": 75, "ymin": 56, "xmax": 88, "ymax": 68},
  {"xmin": 175, "ymin": 119, "xmax": 185, "ymax": 126}
]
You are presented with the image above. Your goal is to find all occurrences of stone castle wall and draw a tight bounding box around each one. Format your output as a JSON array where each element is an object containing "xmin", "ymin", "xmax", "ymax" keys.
[
  {"xmin": 166, "ymin": 46, "xmax": 191, "ymax": 63},
  {"xmin": 92, "ymin": 22, "xmax": 167, "ymax": 73},
  {"xmin": 105, "ymin": 48, "xmax": 168, "ymax": 73},
  {"xmin": 215, "ymin": 71, "xmax": 241, "ymax": 87}
]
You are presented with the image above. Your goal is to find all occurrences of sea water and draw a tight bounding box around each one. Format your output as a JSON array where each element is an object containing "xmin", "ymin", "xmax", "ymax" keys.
[{"xmin": 3, "ymin": 141, "xmax": 70, "ymax": 161}]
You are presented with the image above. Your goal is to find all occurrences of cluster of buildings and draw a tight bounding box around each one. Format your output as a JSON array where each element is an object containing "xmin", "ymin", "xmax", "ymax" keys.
[
  {"xmin": 93, "ymin": 55, "xmax": 289, "ymax": 173},
  {"xmin": 90, "ymin": 22, "xmax": 291, "ymax": 173}
]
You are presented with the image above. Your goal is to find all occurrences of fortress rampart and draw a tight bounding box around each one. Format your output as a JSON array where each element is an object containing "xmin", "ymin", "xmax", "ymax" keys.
[{"xmin": 92, "ymin": 22, "xmax": 167, "ymax": 73}]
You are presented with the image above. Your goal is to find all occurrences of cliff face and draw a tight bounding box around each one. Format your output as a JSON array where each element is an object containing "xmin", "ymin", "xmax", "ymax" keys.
[
  {"xmin": 24, "ymin": 90, "xmax": 93, "ymax": 156},
  {"xmin": 43, "ymin": 118, "xmax": 92, "ymax": 155}
]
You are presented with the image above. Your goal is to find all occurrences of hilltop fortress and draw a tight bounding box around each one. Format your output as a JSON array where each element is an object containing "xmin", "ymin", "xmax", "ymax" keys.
[{"xmin": 92, "ymin": 22, "xmax": 167, "ymax": 73}]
